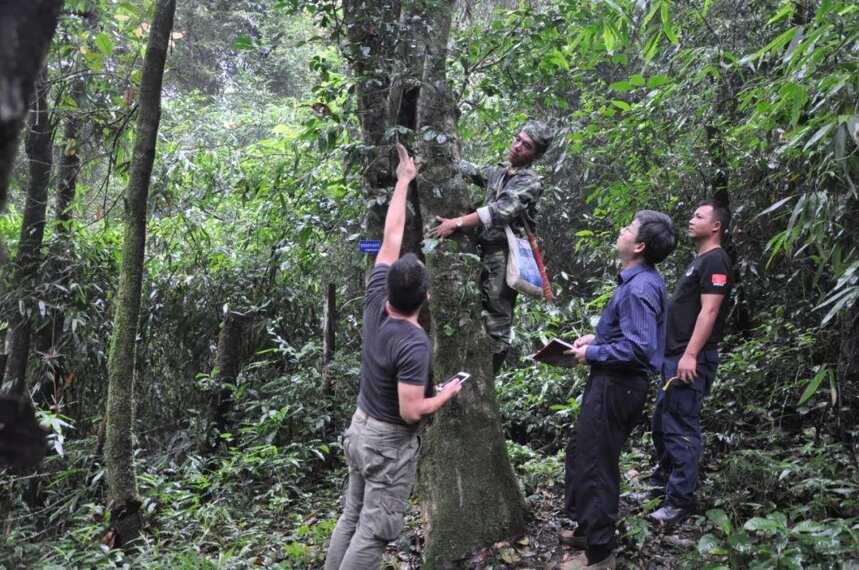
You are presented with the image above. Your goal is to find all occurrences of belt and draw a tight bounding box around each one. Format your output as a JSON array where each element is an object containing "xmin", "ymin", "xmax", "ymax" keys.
[
  {"xmin": 478, "ymin": 243, "xmax": 508, "ymax": 254},
  {"xmin": 354, "ymin": 408, "xmax": 417, "ymax": 435}
]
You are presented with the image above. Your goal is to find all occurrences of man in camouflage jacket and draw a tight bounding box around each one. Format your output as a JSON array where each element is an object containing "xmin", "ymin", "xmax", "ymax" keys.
[{"xmin": 430, "ymin": 121, "xmax": 553, "ymax": 374}]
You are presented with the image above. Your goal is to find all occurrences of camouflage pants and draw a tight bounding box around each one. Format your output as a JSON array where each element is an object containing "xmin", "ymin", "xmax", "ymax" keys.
[{"xmin": 480, "ymin": 248, "xmax": 518, "ymax": 355}]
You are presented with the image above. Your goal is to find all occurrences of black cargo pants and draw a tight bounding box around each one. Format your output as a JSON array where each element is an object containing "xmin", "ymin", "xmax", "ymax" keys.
[{"xmin": 569, "ymin": 368, "xmax": 648, "ymax": 551}]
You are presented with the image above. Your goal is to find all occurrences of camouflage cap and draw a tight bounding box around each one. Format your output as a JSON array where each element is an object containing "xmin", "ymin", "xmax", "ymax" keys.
[{"xmin": 521, "ymin": 120, "xmax": 554, "ymax": 155}]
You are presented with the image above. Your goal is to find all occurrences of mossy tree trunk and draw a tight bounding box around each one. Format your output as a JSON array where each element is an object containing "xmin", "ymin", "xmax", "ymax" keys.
[
  {"xmin": 4, "ymin": 69, "xmax": 54, "ymax": 396},
  {"xmin": 412, "ymin": 1, "xmax": 527, "ymax": 566},
  {"xmin": 342, "ymin": 0, "xmax": 424, "ymax": 262},
  {"xmin": 103, "ymin": 0, "xmax": 175, "ymax": 548},
  {"xmin": 200, "ymin": 309, "xmax": 251, "ymax": 454}
]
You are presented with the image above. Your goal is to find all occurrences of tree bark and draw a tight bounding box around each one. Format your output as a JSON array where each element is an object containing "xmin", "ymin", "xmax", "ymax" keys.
[
  {"xmin": 3, "ymin": 69, "xmax": 54, "ymax": 396},
  {"xmin": 32, "ymin": 75, "xmax": 86, "ymax": 408},
  {"xmin": 412, "ymin": 1, "xmax": 527, "ymax": 566},
  {"xmin": 200, "ymin": 309, "xmax": 249, "ymax": 454},
  {"xmin": 342, "ymin": 0, "xmax": 424, "ymax": 261},
  {"xmin": 705, "ymin": 71, "xmax": 752, "ymax": 335},
  {"xmin": 0, "ymin": 0, "xmax": 62, "ymax": 237},
  {"xmin": 322, "ymin": 283, "xmax": 336, "ymax": 394},
  {"xmin": 103, "ymin": 0, "xmax": 175, "ymax": 548},
  {"xmin": 837, "ymin": 307, "xmax": 859, "ymax": 459}
]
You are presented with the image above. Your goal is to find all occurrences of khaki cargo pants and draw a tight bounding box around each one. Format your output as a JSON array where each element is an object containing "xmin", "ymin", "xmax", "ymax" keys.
[{"xmin": 325, "ymin": 408, "xmax": 420, "ymax": 570}]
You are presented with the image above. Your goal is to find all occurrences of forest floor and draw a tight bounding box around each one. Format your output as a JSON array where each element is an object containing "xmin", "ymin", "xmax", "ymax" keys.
[
  {"xmin": 373, "ymin": 464, "xmax": 708, "ymax": 570},
  {"xmin": 299, "ymin": 443, "xmax": 727, "ymax": 570},
  {"xmin": 6, "ymin": 422, "xmax": 856, "ymax": 568}
]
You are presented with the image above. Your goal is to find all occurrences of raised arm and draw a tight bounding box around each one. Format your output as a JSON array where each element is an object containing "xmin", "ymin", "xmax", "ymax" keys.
[{"xmin": 376, "ymin": 144, "xmax": 416, "ymax": 266}]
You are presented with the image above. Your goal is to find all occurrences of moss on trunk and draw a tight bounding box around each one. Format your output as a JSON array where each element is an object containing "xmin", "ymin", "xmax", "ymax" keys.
[
  {"xmin": 103, "ymin": 0, "xmax": 175, "ymax": 546},
  {"xmin": 412, "ymin": 1, "xmax": 527, "ymax": 566}
]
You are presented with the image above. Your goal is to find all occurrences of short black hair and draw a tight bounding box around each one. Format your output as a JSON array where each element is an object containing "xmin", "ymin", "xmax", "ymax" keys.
[
  {"xmin": 698, "ymin": 200, "xmax": 731, "ymax": 236},
  {"xmin": 387, "ymin": 253, "xmax": 428, "ymax": 315},
  {"xmin": 634, "ymin": 210, "xmax": 677, "ymax": 265}
]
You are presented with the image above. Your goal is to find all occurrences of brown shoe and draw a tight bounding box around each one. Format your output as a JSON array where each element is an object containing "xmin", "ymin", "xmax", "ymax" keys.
[
  {"xmin": 585, "ymin": 553, "xmax": 616, "ymax": 569},
  {"xmin": 558, "ymin": 528, "xmax": 587, "ymax": 549}
]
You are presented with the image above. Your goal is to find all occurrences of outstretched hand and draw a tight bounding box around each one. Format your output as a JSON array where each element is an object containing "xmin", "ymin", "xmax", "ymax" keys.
[
  {"xmin": 429, "ymin": 216, "xmax": 458, "ymax": 238},
  {"xmin": 395, "ymin": 143, "xmax": 416, "ymax": 183}
]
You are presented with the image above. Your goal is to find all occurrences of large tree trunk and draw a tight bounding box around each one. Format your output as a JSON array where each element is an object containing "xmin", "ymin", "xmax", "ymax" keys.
[
  {"xmin": 200, "ymin": 309, "xmax": 250, "ymax": 454},
  {"xmin": 3, "ymin": 69, "xmax": 54, "ymax": 396},
  {"xmin": 342, "ymin": 0, "xmax": 424, "ymax": 261},
  {"xmin": 103, "ymin": 0, "xmax": 175, "ymax": 548},
  {"xmin": 412, "ymin": 1, "xmax": 527, "ymax": 566},
  {"xmin": 0, "ymin": 0, "xmax": 62, "ymax": 264}
]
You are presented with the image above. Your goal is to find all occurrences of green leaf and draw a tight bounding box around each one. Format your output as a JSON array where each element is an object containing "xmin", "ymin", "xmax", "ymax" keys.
[
  {"xmin": 647, "ymin": 74, "xmax": 670, "ymax": 88},
  {"xmin": 629, "ymin": 74, "xmax": 645, "ymax": 87},
  {"xmin": 609, "ymin": 80, "xmax": 631, "ymax": 92},
  {"xmin": 798, "ymin": 366, "xmax": 828, "ymax": 405},
  {"xmin": 706, "ymin": 509, "xmax": 732, "ymax": 534},
  {"xmin": 603, "ymin": 22, "xmax": 616, "ymax": 52},
  {"xmin": 697, "ymin": 533, "xmax": 726, "ymax": 555},
  {"xmin": 759, "ymin": 26, "xmax": 799, "ymax": 60},
  {"xmin": 744, "ymin": 513, "xmax": 787, "ymax": 533},
  {"xmin": 233, "ymin": 35, "xmax": 254, "ymax": 50},
  {"xmin": 767, "ymin": 4, "xmax": 794, "ymax": 25},
  {"xmin": 755, "ymin": 196, "xmax": 794, "ymax": 219},
  {"xmin": 612, "ymin": 100, "xmax": 631, "ymax": 111},
  {"xmin": 643, "ymin": 32, "xmax": 660, "ymax": 62},
  {"xmin": 663, "ymin": 23, "xmax": 679, "ymax": 45},
  {"xmin": 547, "ymin": 48, "xmax": 570, "ymax": 70},
  {"xmin": 643, "ymin": 1, "xmax": 660, "ymax": 27},
  {"xmin": 727, "ymin": 530, "xmax": 752, "ymax": 553},
  {"xmin": 94, "ymin": 32, "xmax": 113, "ymax": 56},
  {"xmin": 803, "ymin": 122, "xmax": 834, "ymax": 151}
]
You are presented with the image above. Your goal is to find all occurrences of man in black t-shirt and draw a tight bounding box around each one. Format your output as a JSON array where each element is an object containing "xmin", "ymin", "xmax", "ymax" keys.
[
  {"xmin": 325, "ymin": 145, "xmax": 462, "ymax": 570},
  {"xmin": 649, "ymin": 200, "xmax": 733, "ymax": 525}
]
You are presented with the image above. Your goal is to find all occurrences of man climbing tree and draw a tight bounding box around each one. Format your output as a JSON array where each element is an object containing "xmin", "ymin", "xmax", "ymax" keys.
[
  {"xmin": 324, "ymin": 144, "xmax": 462, "ymax": 569},
  {"xmin": 430, "ymin": 121, "xmax": 553, "ymax": 374}
]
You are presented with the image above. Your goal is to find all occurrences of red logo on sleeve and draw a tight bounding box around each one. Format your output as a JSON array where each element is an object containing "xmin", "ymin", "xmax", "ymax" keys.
[{"xmin": 711, "ymin": 273, "xmax": 728, "ymax": 287}]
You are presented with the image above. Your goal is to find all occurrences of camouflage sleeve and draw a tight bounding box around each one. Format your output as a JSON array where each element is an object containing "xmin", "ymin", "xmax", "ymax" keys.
[
  {"xmin": 476, "ymin": 171, "xmax": 542, "ymax": 228},
  {"xmin": 458, "ymin": 160, "xmax": 488, "ymax": 188}
]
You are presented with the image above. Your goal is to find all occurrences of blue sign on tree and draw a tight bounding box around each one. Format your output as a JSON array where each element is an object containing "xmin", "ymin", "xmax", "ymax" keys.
[{"xmin": 359, "ymin": 240, "xmax": 382, "ymax": 254}]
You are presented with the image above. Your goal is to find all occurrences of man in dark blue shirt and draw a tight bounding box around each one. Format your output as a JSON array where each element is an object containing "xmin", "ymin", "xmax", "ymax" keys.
[{"xmin": 561, "ymin": 210, "xmax": 676, "ymax": 569}]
